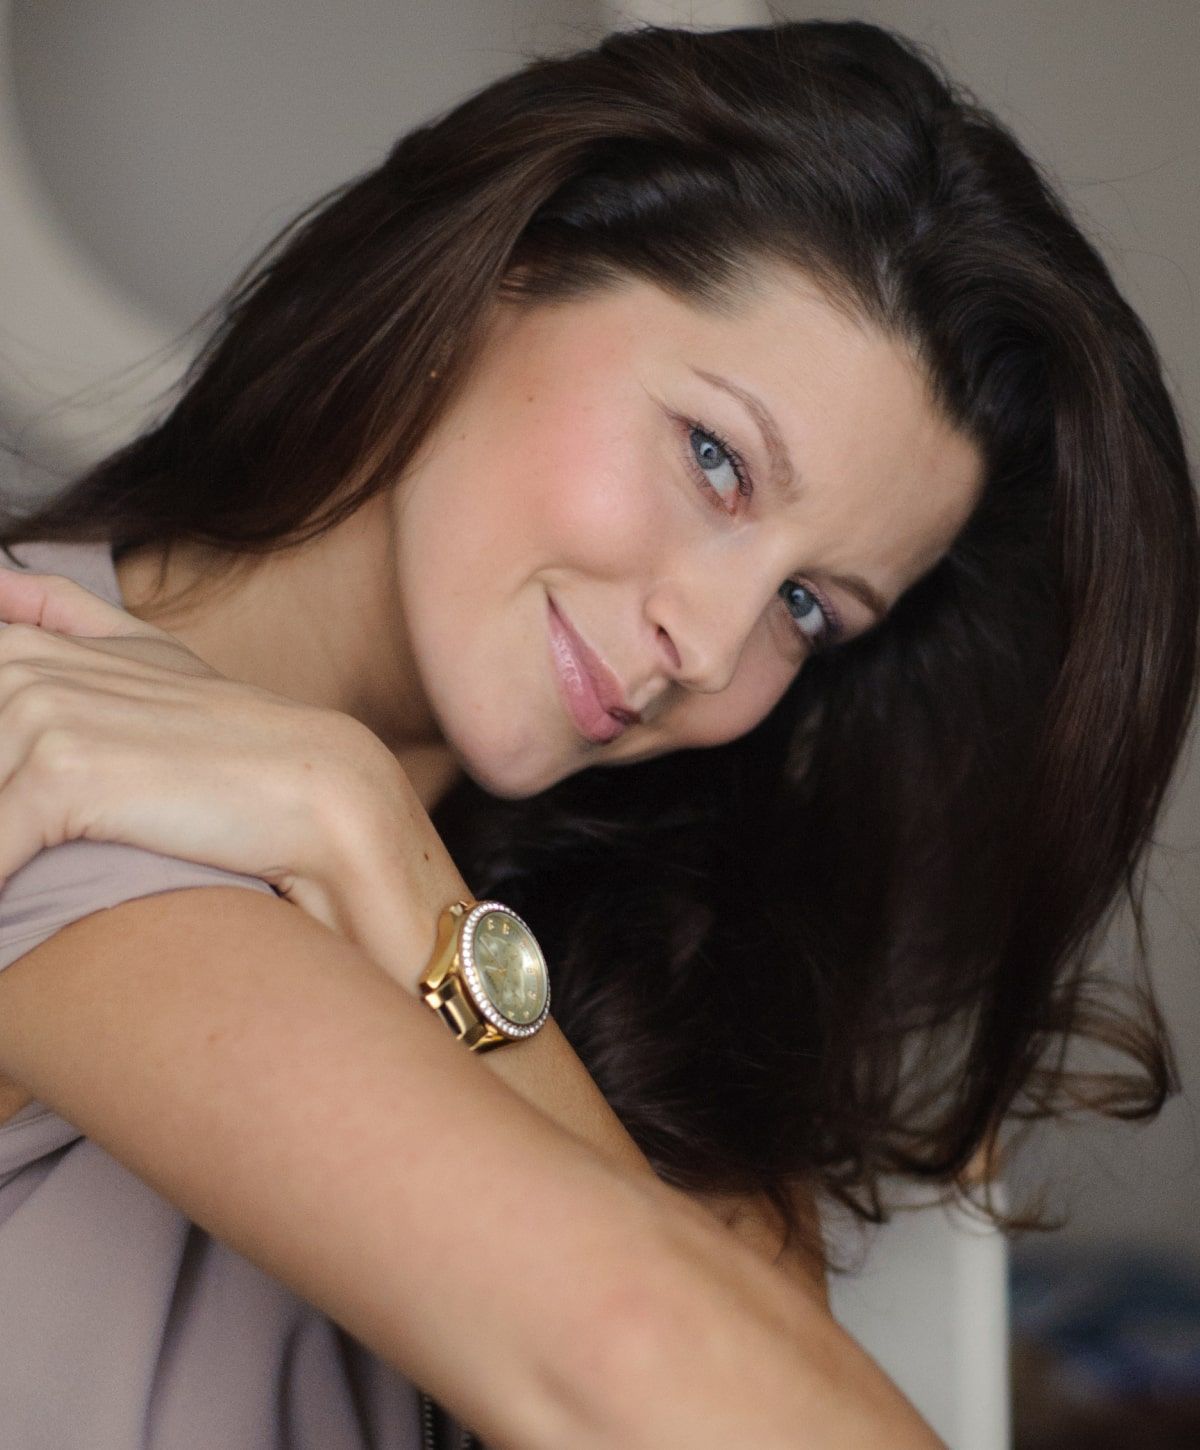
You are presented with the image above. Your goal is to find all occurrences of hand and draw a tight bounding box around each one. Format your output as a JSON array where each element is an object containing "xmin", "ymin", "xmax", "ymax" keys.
[{"xmin": 0, "ymin": 566, "xmax": 441, "ymax": 945}]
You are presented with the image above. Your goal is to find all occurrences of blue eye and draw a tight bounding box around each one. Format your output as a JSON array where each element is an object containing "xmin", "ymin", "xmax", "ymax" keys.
[
  {"xmin": 688, "ymin": 424, "xmax": 748, "ymax": 508},
  {"xmin": 779, "ymin": 580, "xmax": 837, "ymax": 649}
]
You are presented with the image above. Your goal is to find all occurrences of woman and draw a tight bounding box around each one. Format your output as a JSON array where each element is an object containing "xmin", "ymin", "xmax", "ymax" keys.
[{"xmin": 0, "ymin": 17, "xmax": 1195, "ymax": 1449}]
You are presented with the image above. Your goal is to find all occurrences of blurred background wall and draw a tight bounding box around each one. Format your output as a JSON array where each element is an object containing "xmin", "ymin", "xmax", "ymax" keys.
[{"xmin": 3, "ymin": 0, "xmax": 1197, "ymax": 1440}]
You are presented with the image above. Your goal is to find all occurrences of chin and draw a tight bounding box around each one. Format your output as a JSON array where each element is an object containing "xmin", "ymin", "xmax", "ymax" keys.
[
  {"xmin": 453, "ymin": 734, "xmax": 573, "ymax": 802},
  {"xmin": 463, "ymin": 764, "xmax": 566, "ymax": 802}
]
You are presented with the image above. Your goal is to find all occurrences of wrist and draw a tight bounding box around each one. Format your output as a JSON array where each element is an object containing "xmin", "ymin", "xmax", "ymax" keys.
[
  {"xmin": 323, "ymin": 845, "xmax": 469, "ymax": 998},
  {"xmin": 309, "ymin": 744, "xmax": 472, "ymax": 995}
]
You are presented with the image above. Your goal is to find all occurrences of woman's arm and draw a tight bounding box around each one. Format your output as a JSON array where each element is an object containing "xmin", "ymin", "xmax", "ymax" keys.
[
  {"xmin": 0, "ymin": 568, "xmax": 829, "ymax": 1301},
  {"xmin": 312, "ymin": 735, "xmax": 834, "ymax": 1305},
  {"xmin": 0, "ymin": 886, "xmax": 941, "ymax": 1449}
]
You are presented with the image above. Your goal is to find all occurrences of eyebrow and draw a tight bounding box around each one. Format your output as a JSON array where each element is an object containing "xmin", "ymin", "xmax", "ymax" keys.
[
  {"xmin": 829, "ymin": 571, "xmax": 890, "ymax": 626},
  {"xmin": 690, "ymin": 366, "xmax": 891, "ymax": 626},
  {"xmin": 692, "ymin": 366, "xmax": 797, "ymax": 501}
]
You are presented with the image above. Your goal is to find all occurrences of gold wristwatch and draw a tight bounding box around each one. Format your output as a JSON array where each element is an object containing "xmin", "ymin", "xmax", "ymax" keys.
[{"xmin": 417, "ymin": 899, "xmax": 551, "ymax": 1052}]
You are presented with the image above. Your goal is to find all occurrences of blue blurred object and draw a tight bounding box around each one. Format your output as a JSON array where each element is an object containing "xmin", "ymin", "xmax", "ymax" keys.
[{"xmin": 1010, "ymin": 1244, "xmax": 1200, "ymax": 1401}]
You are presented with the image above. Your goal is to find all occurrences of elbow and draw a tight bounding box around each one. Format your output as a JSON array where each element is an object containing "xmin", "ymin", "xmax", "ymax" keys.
[
  {"xmin": 518, "ymin": 1270, "xmax": 682, "ymax": 1449},
  {"xmin": 521, "ymin": 1213, "xmax": 793, "ymax": 1449},
  {"xmin": 519, "ymin": 1199, "xmax": 941, "ymax": 1450}
]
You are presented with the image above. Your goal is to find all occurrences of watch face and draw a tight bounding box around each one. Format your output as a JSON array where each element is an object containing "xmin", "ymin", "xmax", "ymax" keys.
[{"xmin": 461, "ymin": 904, "xmax": 549, "ymax": 1035}]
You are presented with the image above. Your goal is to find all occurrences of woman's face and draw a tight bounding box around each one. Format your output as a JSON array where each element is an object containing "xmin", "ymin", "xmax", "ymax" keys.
[{"xmin": 391, "ymin": 265, "xmax": 985, "ymax": 799}]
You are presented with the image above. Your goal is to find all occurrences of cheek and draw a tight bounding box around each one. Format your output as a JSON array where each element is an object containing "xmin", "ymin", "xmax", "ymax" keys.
[{"xmin": 522, "ymin": 410, "xmax": 666, "ymax": 575}]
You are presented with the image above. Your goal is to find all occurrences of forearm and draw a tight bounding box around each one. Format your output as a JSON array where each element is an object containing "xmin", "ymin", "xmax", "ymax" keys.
[
  {"xmin": 316, "ymin": 761, "xmax": 836, "ymax": 1302},
  {"xmin": 317, "ymin": 773, "xmax": 659, "ymax": 1178},
  {"xmin": 338, "ymin": 916, "xmax": 653, "ymax": 1176},
  {"xmin": 0, "ymin": 888, "xmax": 865, "ymax": 1450},
  {"xmin": 315, "ymin": 864, "xmax": 940, "ymax": 1448},
  {"xmin": 302, "ymin": 774, "xmax": 948, "ymax": 1448}
]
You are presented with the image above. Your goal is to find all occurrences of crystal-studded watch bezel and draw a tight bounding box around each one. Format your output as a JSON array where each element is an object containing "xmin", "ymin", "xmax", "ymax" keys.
[{"xmin": 458, "ymin": 900, "xmax": 550, "ymax": 1039}]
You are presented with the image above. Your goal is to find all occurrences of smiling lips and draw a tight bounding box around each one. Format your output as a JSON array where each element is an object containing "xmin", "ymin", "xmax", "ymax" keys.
[{"xmin": 547, "ymin": 596, "xmax": 640, "ymax": 744}]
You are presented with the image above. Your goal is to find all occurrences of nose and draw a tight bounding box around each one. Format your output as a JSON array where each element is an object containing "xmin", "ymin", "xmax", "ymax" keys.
[{"xmin": 645, "ymin": 553, "xmax": 776, "ymax": 696}]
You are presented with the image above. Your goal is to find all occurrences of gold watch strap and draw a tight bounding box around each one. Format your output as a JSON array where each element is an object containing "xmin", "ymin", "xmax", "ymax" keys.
[{"xmin": 423, "ymin": 970, "xmax": 508, "ymax": 1053}]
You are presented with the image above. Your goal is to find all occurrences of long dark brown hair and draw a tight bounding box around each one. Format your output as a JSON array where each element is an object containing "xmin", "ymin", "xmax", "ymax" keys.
[{"xmin": 3, "ymin": 20, "xmax": 1197, "ymax": 1272}]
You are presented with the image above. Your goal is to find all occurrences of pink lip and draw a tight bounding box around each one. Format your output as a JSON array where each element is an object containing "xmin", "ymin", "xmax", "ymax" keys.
[{"xmin": 547, "ymin": 596, "xmax": 639, "ymax": 745}]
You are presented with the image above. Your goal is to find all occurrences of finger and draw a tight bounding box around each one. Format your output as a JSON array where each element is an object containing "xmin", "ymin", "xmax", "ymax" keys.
[
  {"xmin": 0, "ymin": 623, "xmax": 217, "ymax": 681},
  {"xmin": 0, "ymin": 568, "xmax": 177, "ymax": 643},
  {"xmin": 0, "ymin": 737, "xmax": 65, "ymax": 889}
]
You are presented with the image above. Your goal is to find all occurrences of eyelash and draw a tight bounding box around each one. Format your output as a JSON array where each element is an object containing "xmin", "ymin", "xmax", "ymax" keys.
[{"xmin": 680, "ymin": 418, "xmax": 842, "ymax": 650}]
